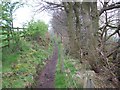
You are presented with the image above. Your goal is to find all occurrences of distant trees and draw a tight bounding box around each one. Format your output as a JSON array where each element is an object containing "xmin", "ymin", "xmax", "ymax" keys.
[
  {"xmin": 26, "ymin": 20, "xmax": 48, "ymax": 46},
  {"xmin": 26, "ymin": 20, "xmax": 48, "ymax": 39},
  {"xmin": 50, "ymin": 10, "xmax": 69, "ymax": 53}
]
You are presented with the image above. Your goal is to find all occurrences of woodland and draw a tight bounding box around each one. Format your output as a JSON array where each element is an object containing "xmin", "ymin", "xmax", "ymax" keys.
[{"xmin": 1, "ymin": 0, "xmax": 120, "ymax": 88}]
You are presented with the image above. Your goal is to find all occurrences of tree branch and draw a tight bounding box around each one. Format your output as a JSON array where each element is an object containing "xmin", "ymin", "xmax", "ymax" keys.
[{"xmin": 99, "ymin": 2, "xmax": 120, "ymax": 16}]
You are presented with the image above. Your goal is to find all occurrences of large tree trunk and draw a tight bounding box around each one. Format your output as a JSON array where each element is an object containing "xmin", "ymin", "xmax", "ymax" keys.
[
  {"xmin": 81, "ymin": 1, "xmax": 100, "ymax": 71},
  {"xmin": 63, "ymin": 2, "xmax": 79, "ymax": 58},
  {"xmin": 73, "ymin": 2, "xmax": 81, "ymax": 59}
]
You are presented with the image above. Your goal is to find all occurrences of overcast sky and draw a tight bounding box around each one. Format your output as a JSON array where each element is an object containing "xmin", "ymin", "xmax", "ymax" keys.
[
  {"xmin": 12, "ymin": 0, "xmax": 119, "ymax": 33},
  {"xmin": 12, "ymin": 0, "xmax": 52, "ymax": 27},
  {"xmin": 12, "ymin": 0, "xmax": 98, "ymax": 27}
]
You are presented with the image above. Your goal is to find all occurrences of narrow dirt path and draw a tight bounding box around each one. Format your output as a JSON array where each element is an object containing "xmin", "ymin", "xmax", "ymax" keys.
[{"xmin": 36, "ymin": 43, "xmax": 58, "ymax": 88}]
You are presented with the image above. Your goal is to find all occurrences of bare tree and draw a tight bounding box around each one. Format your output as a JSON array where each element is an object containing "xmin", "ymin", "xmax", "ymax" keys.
[{"xmin": 34, "ymin": 0, "xmax": 120, "ymax": 87}]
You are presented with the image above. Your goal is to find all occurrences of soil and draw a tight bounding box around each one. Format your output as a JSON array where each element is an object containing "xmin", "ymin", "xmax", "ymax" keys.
[{"xmin": 36, "ymin": 43, "xmax": 58, "ymax": 88}]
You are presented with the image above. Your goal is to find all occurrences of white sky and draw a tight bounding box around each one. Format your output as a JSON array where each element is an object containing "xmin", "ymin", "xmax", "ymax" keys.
[
  {"xmin": 12, "ymin": 0, "xmax": 118, "ymax": 27},
  {"xmin": 12, "ymin": 0, "xmax": 52, "ymax": 27}
]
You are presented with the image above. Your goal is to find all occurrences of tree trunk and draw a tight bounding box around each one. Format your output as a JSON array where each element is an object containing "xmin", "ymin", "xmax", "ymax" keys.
[
  {"xmin": 63, "ymin": 2, "xmax": 79, "ymax": 58},
  {"xmin": 81, "ymin": 1, "xmax": 100, "ymax": 71}
]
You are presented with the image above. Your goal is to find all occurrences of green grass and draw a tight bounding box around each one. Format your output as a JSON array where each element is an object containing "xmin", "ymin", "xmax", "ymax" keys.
[
  {"xmin": 2, "ymin": 39, "xmax": 30, "ymax": 72},
  {"xmin": 64, "ymin": 58, "xmax": 78, "ymax": 75},
  {"xmin": 55, "ymin": 42, "xmax": 82, "ymax": 88},
  {"xmin": 2, "ymin": 38, "xmax": 53, "ymax": 88},
  {"xmin": 55, "ymin": 71, "xmax": 67, "ymax": 88},
  {"xmin": 64, "ymin": 57, "xmax": 80, "ymax": 88},
  {"xmin": 2, "ymin": 54, "xmax": 19, "ymax": 72},
  {"xmin": 55, "ymin": 43, "xmax": 76, "ymax": 88},
  {"xmin": 55, "ymin": 43, "xmax": 67, "ymax": 88}
]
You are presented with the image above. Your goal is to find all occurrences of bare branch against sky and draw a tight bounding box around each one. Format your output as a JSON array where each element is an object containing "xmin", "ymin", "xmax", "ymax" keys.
[
  {"xmin": 6, "ymin": 0, "xmax": 120, "ymax": 28},
  {"xmin": 8, "ymin": 0, "xmax": 52, "ymax": 27}
]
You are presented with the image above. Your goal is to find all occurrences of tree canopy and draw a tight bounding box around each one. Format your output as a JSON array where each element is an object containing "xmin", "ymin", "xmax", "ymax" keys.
[{"xmin": 26, "ymin": 20, "xmax": 48, "ymax": 38}]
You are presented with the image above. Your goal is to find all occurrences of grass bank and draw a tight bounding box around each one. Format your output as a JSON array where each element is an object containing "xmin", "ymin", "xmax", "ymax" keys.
[
  {"xmin": 55, "ymin": 43, "xmax": 82, "ymax": 88},
  {"xmin": 2, "ymin": 38, "xmax": 53, "ymax": 88}
]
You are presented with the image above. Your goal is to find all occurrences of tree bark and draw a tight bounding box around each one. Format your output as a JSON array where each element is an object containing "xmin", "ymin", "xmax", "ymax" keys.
[{"xmin": 63, "ymin": 2, "xmax": 79, "ymax": 58}]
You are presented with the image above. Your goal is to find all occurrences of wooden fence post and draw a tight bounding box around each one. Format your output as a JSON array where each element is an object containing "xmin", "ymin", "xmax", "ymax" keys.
[
  {"xmin": 1, "ymin": 27, "xmax": 27, "ymax": 48},
  {"xmin": 23, "ymin": 28, "xmax": 25, "ymax": 38},
  {"xmin": 7, "ymin": 27, "xmax": 10, "ymax": 47}
]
